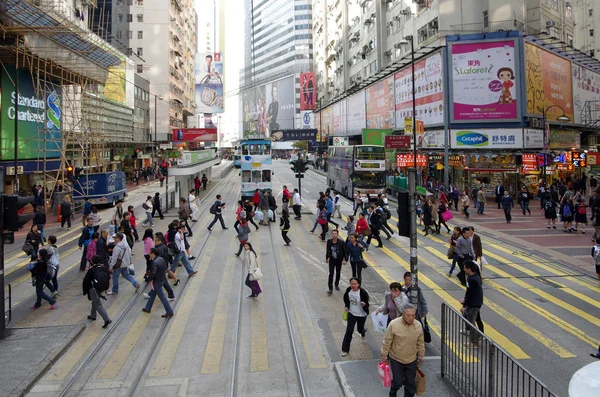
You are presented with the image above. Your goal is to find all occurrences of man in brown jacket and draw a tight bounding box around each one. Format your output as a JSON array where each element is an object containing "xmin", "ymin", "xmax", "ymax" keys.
[
  {"xmin": 381, "ymin": 304, "xmax": 425, "ymax": 397},
  {"xmin": 470, "ymin": 226, "xmax": 483, "ymax": 261}
]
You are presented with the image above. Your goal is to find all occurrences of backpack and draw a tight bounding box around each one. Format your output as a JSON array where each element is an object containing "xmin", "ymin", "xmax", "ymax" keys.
[
  {"xmin": 142, "ymin": 202, "xmax": 149, "ymax": 210},
  {"xmin": 578, "ymin": 205, "xmax": 586, "ymax": 215},
  {"xmin": 240, "ymin": 209, "xmax": 247, "ymax": 219},
  {"xmin": 92, "ymin": 265, "xmax": 110, "ymax": 292},
  {"xmin": 209, "ymin": 202, "xmax": 217, "ymax": 214},
  {"xmin": 168, "ymin": 240, "xmax": 180, "ymax": 255},
  {"xmin": 563, "ymin": 204, "xmax": 572, "ymax": 217}
]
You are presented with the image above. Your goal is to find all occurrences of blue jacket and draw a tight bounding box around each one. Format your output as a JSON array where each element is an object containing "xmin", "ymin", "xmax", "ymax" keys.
[
  {"xmin": 78, "ymin": 225, "xmax": 94, "ymax": 247},
  {"xmin": 326, "ymin": 198, "xmax": 334, "ymax": 214},
  {"xmin": 501, "ymin": 195, "xmax": 514, "ymax": 208},
  {"xmin": 83, "ymin": 201, "xmax": 92, "ymax": 215},
  {"xmin": 346, "ymin": 241, "xmax": 365, "ymax": 261}
]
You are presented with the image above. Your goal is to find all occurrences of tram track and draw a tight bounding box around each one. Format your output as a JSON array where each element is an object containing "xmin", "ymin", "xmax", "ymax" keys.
[{"xmin": 57, "ymin": 167, "xmax": 237, "ymax": 397}]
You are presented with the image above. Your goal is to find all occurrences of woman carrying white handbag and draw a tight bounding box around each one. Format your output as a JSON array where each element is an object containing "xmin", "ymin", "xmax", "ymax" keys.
[{"xmin": 242, "ymin": 242, "xmax": 262, "ymax": 298}]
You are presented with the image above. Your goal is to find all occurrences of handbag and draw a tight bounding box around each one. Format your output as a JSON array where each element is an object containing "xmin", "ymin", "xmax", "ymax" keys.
[
  {"xmin": 317, "ymin": 217, "xmax": 326, "ymax": 225},
  {"xmin": 363, "ymin": 227, "xmax": 372, "ymax": 236},
  {"xmin": 447, "ymin": 246, "xmax": 455, "ymax": 260},
  {"xmin": 415, "ymin": 368, "xmax": 427, "ymax": 395},
  {"xmin": 22, "ymin": 242, "xmax": 34, "ymax": 256},
  {"xmin": 251, "ymin": 267, "xmax": 263, "ymax": 281},
  {"xmin": 113, "ymin": 250, "xmax": 125, "ymax": 269},
  {"xmin": 360, "ymin": 259, "xmax": 368, "ymax": 269},
  {"xmin": 440, "ymin": 209, "xmax": 453, "ymax": 222},
  {"xmin": 422, "ymin": 317, "xmax": 432, "ymax": 343}
]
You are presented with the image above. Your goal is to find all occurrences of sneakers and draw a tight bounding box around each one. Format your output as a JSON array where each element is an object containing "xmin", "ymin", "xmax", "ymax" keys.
[
  {"xmin": 51, "ymin": 291, "xmax": 58, "ymax": 298},
  {"xmin": 107, "ymin": 291, "xmax": 117, "ymax": 295},
  {"xmin": 143, "ymin": 293, "xmax": 150, "ymax": 299},
  {"xmin": 341, "ymin": 352, "xmax": 348, "ymax": 357},
  {"xmin": 49, "ymin": 304, "xmax": 58, "ymax": 310},
  {"xmin": 135, "ymin": 284, "xmax": 141, "ymax": 292},
  {"xmin": 327, "ymin": 289, "xmax": 333, "ymax": 295},
  {"xmin": 188, "ymin": 256, "xmax": 196, "ymax": 260},
  {"xmin": 102, "ymin": 320, "xmax": 112, "ymax": 329},
  {"xmin": 168, "ymin": 297, "xmax": 175, "ymax": 302}
]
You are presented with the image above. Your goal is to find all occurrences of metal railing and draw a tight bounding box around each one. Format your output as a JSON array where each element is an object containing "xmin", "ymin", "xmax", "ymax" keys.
[
  {"xmin": 4, "ymin": 284, "xmax": 11, "ymax": 327},
  {"xmin": 441, "ymin": 303, "xmax": 557, "ymax": 397}
]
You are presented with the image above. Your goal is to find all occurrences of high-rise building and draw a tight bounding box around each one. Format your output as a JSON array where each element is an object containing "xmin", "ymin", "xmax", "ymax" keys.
[
  {"xmin": 574, "ymin": 0, "xmax": 600, "ymax": 57},
  {"xmin": 127, "ymin": 0, "xmax": 197, "ymax": 143},
  {"xmin": 313, "ymin": 0, "xmax": 576, "ymax": 106}
]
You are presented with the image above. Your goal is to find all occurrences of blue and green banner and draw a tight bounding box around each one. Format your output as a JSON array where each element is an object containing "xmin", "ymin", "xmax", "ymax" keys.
[{"xmin": 1, "ymin": 65, "xmax": 62, "ymax": 160}]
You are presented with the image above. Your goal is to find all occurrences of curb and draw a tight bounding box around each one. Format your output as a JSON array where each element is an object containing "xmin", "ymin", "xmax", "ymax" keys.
[
  {"xmin": 15, "ymin": 323, "xmax": 86, "ymax": 397},
  {"xmin": 333, "ymin": 362, "xmax": 357, "ymax": 397}
]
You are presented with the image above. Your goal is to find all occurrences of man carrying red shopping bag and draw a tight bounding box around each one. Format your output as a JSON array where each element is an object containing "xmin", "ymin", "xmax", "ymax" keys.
[{"xmin": 380, "ymin": 304, "xmax": 425, "ymax": 397}]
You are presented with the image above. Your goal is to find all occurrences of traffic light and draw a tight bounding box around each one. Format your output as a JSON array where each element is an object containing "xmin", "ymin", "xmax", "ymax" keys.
[
  {"xmin": 3, "ymin": 195, "xmax": 35, "ymax": 232},
  {"xmin": 65, "ymin": 165, "xmax": 74, "ymax": 180},
  {"xmin": 290, "ymin": 160, "xmax": 299, "ymax": 173},
  {"xmin": 162, "ymin": 162, "xmax": 169, "ymax": 176},
  {"xmin": 291, "ymin": 159, "xmax": 309, "ymax": 173},
  {"xmin": 428, "ymin": 163, "xmax": 436, "ymax": 178}
]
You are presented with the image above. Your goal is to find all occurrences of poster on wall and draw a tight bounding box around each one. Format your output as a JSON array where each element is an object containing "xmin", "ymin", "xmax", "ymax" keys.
[
  {"xmin": 195, "ymin": 52, "xmax": 224, "ymax": 114},
  {"xmin": 394, "ymin": 52, "xmax": 444, "ymax": 127},
  {"xmin": 449, "ymin": 39, "xmax": 520, "ymax": 122},
  {"xmin": 333, "ymin": 99, "xmax": 347, "ymax": 135},
  {"xmin": 172, "ymin": 128, "xmax": 218, "ymax": 142},
  {"xmin": 240, "ymin": 75, "xmax": 294, "ymax": 138},
  {"xmin": 525, "ymin": 43, "xmax": 573, "ymax": 121},
  {"xmin": 1, "ymin": 65, "xmax": 62, "ymax": 160},
  {"xmin": 366, "ymin": 76, "xmax": 395, "ymax": 129},
  {"xmin": 300, "ymin": 72, "xmax": 316, "ymax": 110},
  {"xmin": 347, "ymin": 91, "xmax": 366, "ymax": 135},
  {"xmin": 572, "ymin": 64, "xmax": 600, "ymax": 124},
  {"xmin": 321, "ymin": 106, "xmax": 334, "ymax": 138}
]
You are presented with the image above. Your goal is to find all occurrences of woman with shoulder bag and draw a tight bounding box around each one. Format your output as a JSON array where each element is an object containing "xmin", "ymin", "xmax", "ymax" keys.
[
  {"xmin": 436, "ymin": 202, "xmax": 451, "ymax": 234},
  {"xmin": 341, "ymin": 277, "xmax": 369, "ymax": 357},
  {"xmin": 317, "ymin": 203, "xmax": 329, "ymax": 241},
  {"xmin": 29, "ymin": 248, "xmax": 58, "ymax": 310},
  {"xmin": 26, "ymin": 225, "xmax": 43, "ymax": 260},
  {"xmin": 447, "ymin": 227, "xmax": 462, "ymax": 277},
  {"xmin": 243, "ymin": 243, "xmax": 262, "ymax": 298},
  {"xmin": 346, "ymin": 234, "xmax": 367, "ymax": 279},
  {"xmin": 375, "ymin": 282, "xmax": 409, "ymax": 326}
]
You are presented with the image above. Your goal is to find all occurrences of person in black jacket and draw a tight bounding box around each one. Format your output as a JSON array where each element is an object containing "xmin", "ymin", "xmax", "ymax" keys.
[
  {"xmin": 120, "ymin": 212, "xmax": 134, "ymax": 249},
  {"xmin": 366, "ymin": 207, "xmax": 384, "ymax": 248},
  {"xmin": 341, "ymin": 277, "xmax": 370, "ymax": 356},
  {"xmin": 78, "ymin": 218, "xmax": 95, "ymax": 271},
  {"xmin": 245, "ymin": 200, "xmax": 259, "ymax": 231},
  {"xmin": 268, "ymin": 190, "xmax": 278, "ymax": 223},
  {"xmin": 280, "ymin": 210, "xmax": 291, "ymax": 246},
  {"xmin": 82, "ymin": 255, "xmax": 111, "ymax": 328},
  {"xmin": 96, "ymin": 229, "xmax": 109, "ymax": 267},
  {"xmin": 26, "ymin": 225, "xmax": 43, "ymax": 260},
  {"xmin": 33, "ymin": 206, "xmax": 47, "ymax": 243},
  {"xmin": 461, "ymin": 261, "xmax": 483, "ymax": 346},
  {"xmin": 152, "ymin": 192, "xmax": 164, "ymax": 220},
  {"xmin": 142, "ymin": 248, "xmax": 174, "ymax": 318},
  {"xmin": 60, "ymin": 196, "xmax": 72, "ymax": 229},
  {"xmin": 29, "ymin": 248, "xmax": 57, "ymax": 310},
  {"xmin": 154, "ymin": 232, "xmax": 179, "ymax": 291},
  {"xmin": 326, "ymin": 229, "xmax": 347, "ymax": 295}
]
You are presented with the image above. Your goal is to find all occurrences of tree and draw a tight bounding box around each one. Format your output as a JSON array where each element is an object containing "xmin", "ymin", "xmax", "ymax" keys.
[{"xmin": 291, "ymin": 141, "xmax": 308, "ymax": 151}]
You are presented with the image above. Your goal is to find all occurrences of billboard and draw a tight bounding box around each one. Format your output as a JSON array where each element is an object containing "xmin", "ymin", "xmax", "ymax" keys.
[
  {"xmin": 450, "ymin": 129, "xmax": 523, "ymax": 149},
  {"xmin": 366, "ymin": 76, "xmax": 395, "ymax": 129},
  {"xmin": 395, "ymin": 52, "xmax": 444, "ymax": 127},
  {"xmin": 525, "ymin": 43, "xmax": 573, "ymax": 121},
  {"xmin": 271, "ymin": 129, "xmax": 317, "ymax": 141},
  {"xmin": 321, "ymin": 105, "xmax": 334, "ymax": 137},
  {"xmin": 572, "ymin": 64, "xmax": 600, "ymax": 124},
  {"xmin": 362, "ymin": 129, "xmax": 392, "ymax": 145},
  {"xmin": 449, "ymin": 39, "xmax": 520, "ymax": 122},
  {"xmin": 300, "ymin": 72, "xmax": 316, "ymax": 110},
  {"xmin": 1, "ymin": 65, "xmax": 62, "ymax": 160},
  {"xmin": 347, "ymin": 91, "xmax": 366, "ymax": 134},
  {"xmin": 195, "ymin": 52, "xmax": 224, "ymax": 114},
  {"xmin": 172, "ymin": 128, "xmax": 218, "ymax": 142},
  {"xmin": 104, "ymin": 61, "xmax": 127, "ymax": 105},
  {"xmin": 241, "ymin": 75, "xmax": 294, "ymax": 138},
  {"xmin": 333, "ymin": 99, "xmax": 347, "ymax": 135}
]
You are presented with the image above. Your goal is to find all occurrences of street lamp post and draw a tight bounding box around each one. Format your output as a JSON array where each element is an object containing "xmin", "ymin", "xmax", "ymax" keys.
[
  {"xmin": 537, "ymin": 105, "xmax": 570, "ymax": 182},
  {"xmin": 399, "ymin": 35, "xmax": 419, "ymax": 307},
  {"xmin": 154, "ymin": 95, "xmax": 163, "ymax": 165}
]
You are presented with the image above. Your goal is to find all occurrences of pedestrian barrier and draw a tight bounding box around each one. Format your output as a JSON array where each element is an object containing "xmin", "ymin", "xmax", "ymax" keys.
[
  {"xmin": 4, "ymin": 284, "xmax": 11, "ymax": 327},
  {"xmin": 220, "ymin": 163, "xmax": 234, "ymax": 178},
  {"xmin": 441, "ymin": 303, "xmax": 557, "ymax": 397}
]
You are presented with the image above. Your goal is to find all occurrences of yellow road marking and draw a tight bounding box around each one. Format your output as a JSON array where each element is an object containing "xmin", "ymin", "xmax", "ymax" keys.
[
  {"xmin": 97, "ymin": 306, "xmax": 154, "ymax": 379},
  {"xmin": 200, "ymin": 242, "xmax": 236, "ymax": 374},
  {"xmin": 248, "ymin": 239, "xmax": 269, "ymax": 372},
  {"xmin": 149, "ymin": 238, "xmax": 216, "ymax": 377},
  {"xmin": 46, "ymin": 289, "xmax": 135, "ymax": 381},
  {"xmin": 424, "ymin": 246, "xmax": 576, "ymax": 358},
  {"xmin": 279, "ymin": 246, "xmax": 328, "ymax": 369}
]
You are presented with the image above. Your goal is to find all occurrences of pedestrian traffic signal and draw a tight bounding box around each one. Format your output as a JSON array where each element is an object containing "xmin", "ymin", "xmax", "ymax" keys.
[
  {"xmin": 161, "ymin": 162, "xmax": 168, "ymax": 176},
  {"xmin": 65, "ymin": 165, "xmax": 74, "ymax": 180},
  {"xmin": 291, "ymin": 159, "xmax": 309, "ymax": 173},
  {"xmin": 3, "ymin": 195, "xmax": 35, "ymax": 232}
]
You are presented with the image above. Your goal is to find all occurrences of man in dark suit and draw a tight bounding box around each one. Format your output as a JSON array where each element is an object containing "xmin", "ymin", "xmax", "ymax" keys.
[{"xmin": 495, "ymin": 183, "xmax": 505, "ymax": 209}]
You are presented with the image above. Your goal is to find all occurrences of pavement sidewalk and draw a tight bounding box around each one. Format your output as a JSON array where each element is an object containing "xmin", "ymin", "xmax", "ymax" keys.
[{"xmin": 334, "ymin": 358, "xmax": 458, "ymax": 397}]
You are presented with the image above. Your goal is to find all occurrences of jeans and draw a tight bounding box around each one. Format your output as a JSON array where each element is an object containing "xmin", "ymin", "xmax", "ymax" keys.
[
  {"xmin": 208, "ymin": 214, "xmax": 226, "ymax": 230},
  {"xmin": 112, "ymin": 267, "xmax": 139, "ymax": 293},
  {"xmin": 341, "ymin": 312, "xmax": 367, "ymax": 353},
  {"xmin": 310, "ymin": 218, "xmax": 319, "ymax": 232},
  {"xmin": 521, "ymin": 201, "xmax": 531, "ymax": 215},
  {"xmin": 503, "ymin": 207, "xmax": 512, "ymax": 222},
  {"xmin": 34, "ymin": 281, "xmax": 56, "ymax": 308},
  {"xmin": 449, "ymin": 253, "xmax": 459, "ymax": 275},
  {"xmin": 80, "ymin": 246, "xmax": 88, "ymax": 271},
  {"xmin": 89, "ymin": 288, "xmax": 110, "ymax": 322},
  {"xmin": 163, "ymin": 280, "xmax": 175, "ymax": 299},
  {"xmin": 145, "ymin": 280, "xmax": 174, "ymax": 314},
  {"xmin": 389, "ymin": 358, "xmax": 418, "ymax": 396},
  {"xmin": 477, "ymin": 203, "xmax": 485, "ymax": 215},
  {"xmin": 463, "ymin": 205, "xmax": 470, "ymax": 217},
  {"xmin": 350, "ymin": 260, "xmax": 363, "ymax": 280},
  {"xmin": 172, "ymin": 251, "xmax": 195, "ymax": 275},
  {"xmin": 293, "ymin": 204, "xmax": 301, "ymax": 218},
  {"xmin": 328, "ymin": 260, "xmax": 343, "ymax": 290},
  {"xmin": 464, "ymin": 306, "xmax": 482, "ymax": 344},
  {"xmin": 143, "ymin": 212, "xmax": 153, "ymax": 225}
]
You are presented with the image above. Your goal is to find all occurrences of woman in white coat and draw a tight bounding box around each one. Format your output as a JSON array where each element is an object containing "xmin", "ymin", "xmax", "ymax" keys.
[
  {"xmin": 375, "ymin": 281, "xmax": 409, "ymax": 326},
  {"xmin": 243, "ymin": 242, "xmax": 262, "ymax": 298}
]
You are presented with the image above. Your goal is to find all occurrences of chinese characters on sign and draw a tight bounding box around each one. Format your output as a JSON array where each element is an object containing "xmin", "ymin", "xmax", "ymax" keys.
[
  {"xmin": 448, "ymin": 155, "xmax": 465, "ymax": 166},
  {"xmin": 521, "ymin": 153, "xmax": 538, "ymax": 172},
  {"xmin": 271, "ymin": 129, "xmax": 317, "ymax": 141},
  {"xmin": 385, "ymin": 135, "xmax": 411, "ymax": 149},
  {"xmin": 396, "ymin": 154, "xmax": 428, "ymax": 167}
]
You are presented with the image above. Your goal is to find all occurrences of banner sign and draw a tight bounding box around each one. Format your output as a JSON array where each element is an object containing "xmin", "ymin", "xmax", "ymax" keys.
[
  {"xmin": 522, "ymin": 153, "xmax": 538, "ymax": 171},
  {"xmin": 355, "ymin": 159, "xmax": 386, "ymax": 170},
  {"xmin": 396, "ymin": 154, "xmax": 428, "ymax": 167},
  {"xmin": 548, "ymin": 129, "xmax": 580, "ymax": 149},
  {"xmin": 271, "ymin": 129, "xmax": 317, "ymax": 141},
  {"xmin": 448, "ymin": 155, "xmax": 465, "ymax": 166},
  {"xmin": 362, "ymin": 129, "xmax": 392, "ymax": 145},
  {"xmin": 466, "ymin": 153, "xmax": 516, "ymax": 169},
  {"xmin": 449, "ymin": 39, "xmax": 520, "ymax": 122},
  {"xmin": 366, "ymin": 76, "xmax": 395, "ymax": 129},
  {"xmin": 572, "ymin": 64, "xmax": 600, "ymax": 124},
  {"xmin": 451, "ymin": 129, "xmax": 523, "ymax": 149},
  {"xmin": 300, "ymin": 72, "xmax": 316, "ymax": 110},
  {"xmin": 524, "ymin": 129, "xmax": 544, "ymax": 149},
  {"xmin": 385, "ymin": 135, "xmax": 411, "ymax": 149},
  {"xmin": 195, "ymin": 52, "xmax": 224, "ymax": 113},
  {"xmin": 173, "ymin": 128, "xmax": 217, "ymax": 142},
  {"xmin": 333, "ymin": 136, "xmax": 349, "ymax": 146}
]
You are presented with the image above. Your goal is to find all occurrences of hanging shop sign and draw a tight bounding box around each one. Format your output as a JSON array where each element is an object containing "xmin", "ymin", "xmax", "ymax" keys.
[
  {"xmin": 587, "ymin": 152, "xmax": 600, "ymax": 166},
  {"xmin": 450, "ymin": 129, "xmax": 523, "ymax": 149},
  {"xmin": 521, "ymin": 153, "xmax": 538, "ymax": 172},
  {"xmin": 448, "ymin": 155, "xmax": 465, "ymax": 166},
  {"xmin": 271, "ymin": 129, "xmax": 317, "ymax": 141},
  {"xmin": 570, "ymin": 152, "xmax": 586, "ymax": 167},
  {"xmin": 429, "ymin": 154, "xmax": 444, "ymax": 162},
  {"xmin": 466, "ymin": 153, "xmax": 516, "ymax": 169},
  {"xmin": 384, "ymin": 135, "xmax": 411, "ymax": 149},
  {"xmin": 396, "ymin": 154, "xmax": 428, "ymax": 168},
  {"xmin": 420, "ymin": 129, "xmax": 445, "ymax": 148},
  {"xmin": 524, "ymin": 129, "xmax": 544, "ymax": 149},
  {"xmin": 173, "ymin": 128, "xmax": 218, "ymax": 142},
  {"xmin": 548, "ymin": 129, "xmax": 580, "ymax": 149}
]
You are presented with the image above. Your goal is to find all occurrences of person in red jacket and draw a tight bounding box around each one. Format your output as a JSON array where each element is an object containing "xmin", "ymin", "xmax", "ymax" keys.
[
  {"xmin": 355, "ymin": 212, "xmax": 369, "ymax": 239},
  {"xmin": 128, "ymin": 205, "xmax": 140, "ymax": 242},
  {"xmin": 252, "ymin": 188, "xmax": 261, "ymax": 212}
]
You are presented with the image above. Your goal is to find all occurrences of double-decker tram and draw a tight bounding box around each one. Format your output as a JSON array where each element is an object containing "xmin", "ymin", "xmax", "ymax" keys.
[
  {"xmin": 233, "ymin": 145, "xmax": 242, "ymax": 168},
  {"xmin": 327, "ymin": 145, "xmax": 387, "ymax": 198},
  {"xmin": 240, "ymin": 139, "xmax": 272, "ymax": 201}
]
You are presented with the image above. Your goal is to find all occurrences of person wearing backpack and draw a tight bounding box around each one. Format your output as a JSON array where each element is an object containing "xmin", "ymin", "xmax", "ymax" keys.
[
  {"xmin": 78, "ymin": 218, "xmax": 95, "ymax": 271},
  {"xmin": 234, "ymin": 218, "xmax": 252, "ymax": 256},
  {"xmin": 591, "ymin": 237, "xmax": 600, "ymax": 281},
  {"xmin": 560, "ymin": 197, "xmax": 575, "ymax": 233},
  {"xmin": 178, "ymin": 197, "xmax": 194, "ymax": 237},
  {"xmin": 207, "ymin": 194, "xmax": 228, "ymax": 231},
  {"xmin": 29, "ymin": 248, "xmax": 58, "ymax": 310},
  {"xmin": 82, "ymin": 255, "xmax": 112, "ymax": 328},
  {"xmin": 543, "ymin": 196, "xmax": 558, "ymax": 229},
  {"xmin": 575, "ymin": 198, "xmax": 587, "ymax": 234}
]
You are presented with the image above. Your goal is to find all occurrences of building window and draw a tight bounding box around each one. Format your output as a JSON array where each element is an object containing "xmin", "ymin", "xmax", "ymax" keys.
[
  {"xmin": 483, "ymin": 11, "xmax": 488, "ymax": 28},
  {"xmin": 127, "ymin": 14, "xmax": 133, "ymax": 22},
  {"xmin": 116, "ymin": 30, "xmax": 122, "ymax": 39},
  {"xmin": 137, "ymin": 47, "xmax": 143, "ymax": 56},
  {"xmin": 591, "ymin": 50, "xmax": 595, "ymax": 57},
  {"xmin": 136, "ymin": 0, "xmax": 144, "ymax": 4},
  {"xmin": 137, "ymin": 14, "xmax": 144, "ymax": 22},
  {"xmin": 127, "ymin": 0, "xmax": 132, "ymax": 5},
  {"xmin": 128, "ymin": 31, "xmax": 133, "ymax": 39},
  {"xmin": 137, "ymin": 64, "xmax": 143, "ymax": 73},
  {"xmin": 118, "ymin": 14, "xmax": 123, "ymax": 23},
  {"xmin": 591, "ymin": 29, "xmax": 594, "ymax": 37},
  {"xmin": 137, "ymin": 31, "xmax": 143, "ymax": 39},
  {"xmin": 590, "ymin": 9, "xmax": 593, "ymax": 17}
]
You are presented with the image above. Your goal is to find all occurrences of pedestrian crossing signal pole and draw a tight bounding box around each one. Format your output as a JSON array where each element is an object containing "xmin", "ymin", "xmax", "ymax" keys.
[{"xmin": 408, "ymin": 168, "xmax": 419, "ymax": 307}]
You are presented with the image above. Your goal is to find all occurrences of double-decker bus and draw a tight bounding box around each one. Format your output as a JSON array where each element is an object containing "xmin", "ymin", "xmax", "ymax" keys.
[
  {"xmin": 240, "ymin": 139, "xmax": 272, "ymax": 200},
  {"xmin": 327, "ymin": 145, "xmax": 387, "ymax": 198},
  {"xmin": 233, "ymin": 145, "xmax": 242, "ymax": 168}
]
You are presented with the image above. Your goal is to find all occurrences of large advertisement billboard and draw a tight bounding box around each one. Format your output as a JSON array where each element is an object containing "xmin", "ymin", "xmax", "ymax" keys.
[
  {"xmin": 366, "ymin": 76, "xmax": 395, "ymax": 129},
  {"xmin": 572, "ymin": 64, "xmax": 600, "ymax": 124},
  {"xmin": 333, "ymin": 99, "xmax": 347, "ymax": 135},
  {"xmin": 321, "ymin": 105, "xmax": 334, "ymax": 137},
  {"xmin": 347, "ymin": 91, "xmax": 366, "ymax": 135},
  {"xmin": 172, "ymin": 128, "xmax": 218, "ymax": 142},
  {"xmin": 1, "ymin": 66, "xmax": 62, "ymax": 160},
  {"xmin": 300, "ymin": 72, "xmax": 316, "ymax": 110},
  {"xmin": 449, "ymin": 39, "xmax": 520, "ymax": 122},
  {"xmin": 195, "ymin": 52, "xmax": 224, "ymax": 114},
  {"xmin": 241, "ymin": 75, "xmax": 294, "ymax": 138},
  {"xmin": 395, "ymin": 52, "xmax": 444, "ymax": 127},
  {"xmin": 525, "ymin": 43, "xmax": 573, "ymax": 121}
]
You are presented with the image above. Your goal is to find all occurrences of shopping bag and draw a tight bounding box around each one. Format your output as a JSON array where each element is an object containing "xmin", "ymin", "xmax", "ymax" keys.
[
  {"xmin": 441, "ymin": 210, "xmax": 453, "ymax": 222},
  {"xmin": 128, "ymin": 264, "xmax": 135, "ymax": 276},
  {"xmin": 415, "ymin": 368, "xmax": 427, "ymax": 395},
  {"xmin": 267, "ymin": 209, "xmax": 274, "ymax": 220},
  {"xmin": 378, "ymin": 361, "xmax": 392, "ymax": 388},
  {"xmin": 342, "ymin": 310, "xmax": 348, "ymax": 322},
  {"xmin": 479, "ymin": 256, "xmax": 488, "ymax": 273},
  {"xmin": 447, "ymin": 246, "xmax": 455, "ymax": 260},
  {"xmin": 371, "ymin": 311, "xmax": 388, "ymax": 333},
  {"xmin": 254, "ymin": 211, "xmax": 264, "ymax": 221}
]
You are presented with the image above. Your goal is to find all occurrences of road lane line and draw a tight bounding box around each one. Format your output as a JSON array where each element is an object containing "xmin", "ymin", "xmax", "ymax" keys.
[
  {"xmin": 149, "ymin": 239, "xmax": 216, "ymax": 377},
  {"xmin": 200, "ymin": 241, "xmax": 236, "ymax": 374},
  {"xmin": 249, "ymin": 240, "xmax": 269, "ymax": 372}
]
